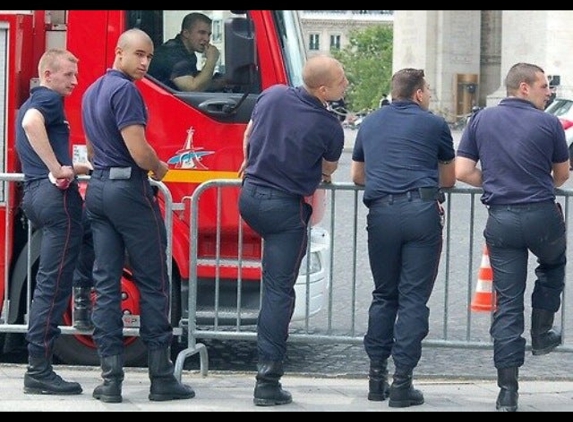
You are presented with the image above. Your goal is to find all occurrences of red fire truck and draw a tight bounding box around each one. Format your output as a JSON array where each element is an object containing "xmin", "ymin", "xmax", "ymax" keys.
[{"xmin": 0, "ymin": 10, "xmax": 331, "ymax": 366}]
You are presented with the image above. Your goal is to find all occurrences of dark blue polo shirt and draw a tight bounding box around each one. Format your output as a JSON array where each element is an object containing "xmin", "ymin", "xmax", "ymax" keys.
[
  {"xmin": 81, "ymin": 69, "xmax": 147, "ymax": 168},
  {"xmin": 244, "ymin": 85, "xmax": 344, "ymax": 197},
  {"xmin": 352, "ymin": 100, "xmax": 455, "ymax": 205},
  {"xmin": 457, "ymin": 97, "xmax": 569, "ymax": 205},
  {"xmin": 148, "ymin": 34, "xmax": 198, "ymax": 90},
  {"xmin": 15, "ymin": 86, "xmax": 73, "ymax": 181}
]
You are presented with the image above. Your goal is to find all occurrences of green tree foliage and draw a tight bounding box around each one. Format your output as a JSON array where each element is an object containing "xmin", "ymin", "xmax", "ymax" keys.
[{"xmin": 331, "ymin": 25, "xmax": 393, "ymax": 113}]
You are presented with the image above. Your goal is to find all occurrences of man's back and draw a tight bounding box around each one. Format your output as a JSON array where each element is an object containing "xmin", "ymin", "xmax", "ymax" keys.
[
  {"xmin": 457, "ymin": 97, "xmax": 568, "ymax": 205},
  {"xmin": 354, "ymin": 100, "xmax": 454, "ymax": 198},
  {"xmin": 245, "ymin": 85, "xmax": 344, "ymax": 196}
]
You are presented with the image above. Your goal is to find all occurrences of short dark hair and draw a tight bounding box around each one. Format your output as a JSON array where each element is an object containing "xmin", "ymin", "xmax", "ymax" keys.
[
  {"xmin": 504, "ymin": 62, "xmax": 545, "ymax": 96},
  {"xmin": 181, "ymin": 12, "xmax": 212, "ymax": 32},
  {"xmin": 391, "ymin": 68, "xmax": 425, "ymax": 101}
]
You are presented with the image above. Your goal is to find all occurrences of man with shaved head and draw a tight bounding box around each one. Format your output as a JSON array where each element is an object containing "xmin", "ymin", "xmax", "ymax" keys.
[
  {"xmin": 82, "ymin": 28, "xmax": 194, "ymax": 404},
  {"xmin": 238, "ymin": 54, "xmax": 348, "ymax": 406}
]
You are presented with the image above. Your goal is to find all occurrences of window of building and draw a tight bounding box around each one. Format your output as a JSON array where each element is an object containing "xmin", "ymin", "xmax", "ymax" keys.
[
  {"xmin": 309, "ymin": 33, "xmax": 320, "ymax": 51},
  {"xmin": 212, "ymin": 19, "xmax": 222, "ymax": 42},
  {"xmin": 330, "ymin": 34, "xmax": 341, "ymax": 50}
]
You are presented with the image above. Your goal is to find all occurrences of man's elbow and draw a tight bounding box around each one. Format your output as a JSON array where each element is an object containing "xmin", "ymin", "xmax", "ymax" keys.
[
  {"xmin": 351, "ymin": 176, "xmax": 365, "ymax": 186},
  {"xmin": 440, "ymin": 177, "xmax": 456, "ymax": 188},
  {"xmin": 555, "ymin": 173, "xmax": 569, "ymax": 187}
]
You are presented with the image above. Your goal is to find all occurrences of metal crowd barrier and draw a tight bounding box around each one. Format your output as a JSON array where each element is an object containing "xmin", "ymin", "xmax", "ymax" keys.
[
  {"xmin": 173, "ymin": 180, "xmax": 573, "ymax": 379},
  {"xmin": 2, "ymin": 173, "xmax": 572, "ymax": 381},
  {"xmin": 0, "ymin": 173, "xmax": 180, "ymax": 338}
]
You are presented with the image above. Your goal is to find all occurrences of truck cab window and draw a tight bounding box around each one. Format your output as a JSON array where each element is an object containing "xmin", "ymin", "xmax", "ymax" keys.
[{"xmin": 128, "ymin": 10, "xmax": 261, "ymax": 95}]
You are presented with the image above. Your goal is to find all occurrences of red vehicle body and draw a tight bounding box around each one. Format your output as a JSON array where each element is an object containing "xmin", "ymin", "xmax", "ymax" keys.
[{"xmin": 0, "ymin": 10, "xmax": 331, "ymax": 366}]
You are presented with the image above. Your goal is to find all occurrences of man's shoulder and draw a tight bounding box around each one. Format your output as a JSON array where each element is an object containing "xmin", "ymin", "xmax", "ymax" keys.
[
  {"xmin": 263, "ymin": 84, "xmax": 290, "ymax": 94},
  {"xmin": 155, "ymin": 37, "xmax": 185, "ymax": 56}
]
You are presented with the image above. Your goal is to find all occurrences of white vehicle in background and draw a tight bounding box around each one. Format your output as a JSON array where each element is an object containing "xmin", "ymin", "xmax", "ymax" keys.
[{"xmin": 545, "ymin": 98, "xmax": 573, "ymax": 169}]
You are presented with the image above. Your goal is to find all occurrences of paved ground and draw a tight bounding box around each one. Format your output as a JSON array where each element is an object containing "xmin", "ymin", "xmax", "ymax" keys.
[{"xmin": 1, "ymin": 363, "xmax": 572, "ymax": 412}]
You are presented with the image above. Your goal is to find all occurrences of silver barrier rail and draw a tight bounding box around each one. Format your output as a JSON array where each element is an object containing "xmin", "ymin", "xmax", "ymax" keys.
[
  {"xmin": 1, "ymin": 173, "xmax": 571, "ymax": 378},
  {"xmin": 174, "ymin": 180, "xmax": 573, "ymax": 379},
  {"xmin": 0, "ymin": 173, "xmax": 182, "ymax": 344}
]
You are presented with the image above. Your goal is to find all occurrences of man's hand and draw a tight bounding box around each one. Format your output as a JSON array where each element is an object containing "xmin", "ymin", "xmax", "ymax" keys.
[
  {"xmin": 150, "ymin": 161, "xmax": 169, "ymax": 181},
  {"xmin": 204, "ymin": 43, "xmax": 220, "ymax": 64}
]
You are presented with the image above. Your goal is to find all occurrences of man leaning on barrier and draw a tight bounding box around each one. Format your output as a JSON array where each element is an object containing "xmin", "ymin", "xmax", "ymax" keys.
[{"xmin": 456, "ymin": 62, "xmax": 569, "ymax": 412}]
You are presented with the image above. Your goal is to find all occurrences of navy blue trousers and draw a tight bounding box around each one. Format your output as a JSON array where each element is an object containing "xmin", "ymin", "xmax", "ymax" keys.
[
  {"xmin": 485, "ymin": 201, "xmax": 566, "ymax": 369},
  {"xmin": 73, "ymin": 207, "xmax": 95, "ymax": 289},
  {"xmin": 22, "ymin": 179, "xmax": 84, "ymax": 358},
  {"xmin": 363, "ymin": 193, "xmax": 443, "ymax": 372},
  {"xmin": 86, "ymin": 168, "xmax": 172, "ymax": 357},
  {"xmin": 238, "ymin": 180, "xmax": 312, "ymax": 362}
]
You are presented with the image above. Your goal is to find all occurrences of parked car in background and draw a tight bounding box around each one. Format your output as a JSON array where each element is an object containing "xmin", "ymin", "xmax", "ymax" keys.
[{"xmin": 545, "ymin": 97, "xmax": 573, "ymax": 168}]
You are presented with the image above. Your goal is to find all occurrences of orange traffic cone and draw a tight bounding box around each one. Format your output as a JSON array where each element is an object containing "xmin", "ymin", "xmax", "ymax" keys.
[{"xmin": 470, "ymin": 245, "xmax": 497, "ymax": 312}]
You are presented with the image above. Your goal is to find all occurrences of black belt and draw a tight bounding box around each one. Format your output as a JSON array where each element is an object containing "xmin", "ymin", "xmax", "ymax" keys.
[{"xmin": 367, "ymin": 187, "xmax": 445, "ymax": 206}]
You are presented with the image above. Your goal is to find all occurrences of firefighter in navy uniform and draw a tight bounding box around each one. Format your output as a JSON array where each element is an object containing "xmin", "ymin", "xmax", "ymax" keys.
[
  {"xmin": 238, "ymin": 55, "xmax": 348, "ymax": 406},
  {"xmin": 351, "ymin": 68, "xmax": 455, "ymax": 408},
  {"xmin": 15, "ymin": 48, "xmax": 85, "ymax": 395},
  {"xmin": 81, "ymin": 28, "xmax": 194, "ymax": 403}
]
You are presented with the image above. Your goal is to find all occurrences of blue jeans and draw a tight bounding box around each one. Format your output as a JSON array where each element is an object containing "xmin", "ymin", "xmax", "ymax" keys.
[
  {"xmin": 238, "ymin": 180, "xmax": 312, "ymax": 362},
  {"xmin": 363, "ymin": 192, "xmax": 444, "ymax": 372},
  {"xmin": 485, "ymin": 201, "xmax": 566, "ymax": 369}
]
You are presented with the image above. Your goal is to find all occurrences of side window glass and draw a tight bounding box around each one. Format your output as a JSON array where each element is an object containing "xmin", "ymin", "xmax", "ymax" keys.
[{"xmin": 129, "ymin": 10, "xmax": 261, "ymax": 94}]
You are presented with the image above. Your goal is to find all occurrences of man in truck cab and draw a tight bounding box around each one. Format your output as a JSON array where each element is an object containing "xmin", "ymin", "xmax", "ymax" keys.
[{"xmin": 148, "ymin": 12, "xmax": 227, "ymax": 92}]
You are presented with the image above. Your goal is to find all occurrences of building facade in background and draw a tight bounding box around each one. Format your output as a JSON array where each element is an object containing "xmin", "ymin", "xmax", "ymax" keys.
[
  {"xmin": 300, "ymin": 11, "xmax": 573, "ymax": 123},
  {"xmin": 300, "ymin": 10, "xmax": 393, "ymax": 57}
]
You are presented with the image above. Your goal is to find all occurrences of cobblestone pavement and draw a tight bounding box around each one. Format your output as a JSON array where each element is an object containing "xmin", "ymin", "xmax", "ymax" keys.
[{"xmin": 178, "ymin": 339, "xmax": 573, "ymax": 382}]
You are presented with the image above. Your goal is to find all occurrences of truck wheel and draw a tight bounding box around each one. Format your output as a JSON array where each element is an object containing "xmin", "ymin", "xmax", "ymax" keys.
[
  {"xmin": 53, "ymin": 269, "xmax": 148, "ymax": 367},
  {"xmin": 53, "ymin": 267, "xmax": 183, "ymax": 367}
]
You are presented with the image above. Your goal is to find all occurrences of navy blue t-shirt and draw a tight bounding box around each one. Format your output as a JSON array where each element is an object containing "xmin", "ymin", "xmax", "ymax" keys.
[
  {"xmin": 244, "ymin": 85, "xmax": 344, "ymax": 197},
  {"xmin": 352, "ymin": 100, "xmax": 455, "ymax": 205},
  {"xmin": 457, "ymin": 97, "xmax": 569, "ymax": 205},
  {"xmin": 15, "ymin": 86, "xmax": 73, "ymax": 181},
  {"xmin": 81, "ymin": 69, "xmax": 147, "ymax": 169},
  {"xmin": 147, "ymin": 34, "xmax": 198, "ymax": 90}
]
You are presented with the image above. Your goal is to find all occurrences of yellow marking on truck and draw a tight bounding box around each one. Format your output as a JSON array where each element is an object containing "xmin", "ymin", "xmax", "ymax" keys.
[{"xmin": 163, "ymin": 170, "xmax": 240, "ymax": 183}]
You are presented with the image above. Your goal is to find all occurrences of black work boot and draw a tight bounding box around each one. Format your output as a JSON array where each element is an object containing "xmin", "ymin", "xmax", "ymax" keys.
[
  {"xmin": 24, "ymin": 355, "xmax": 82, "ymax": 395},
  {"xmin": 496, "ymin": 367, "xmax": 519, "ymax": 412},
  {"xmin": 253, "ymin": 361, "xmax": 292, "ymax": 406},
  {"xmin": 73, "ymin": 287, "xmax": 94, "ymax": 331},
  {"xmin": 368, "ymin": 360, "xmax": 390, "ymax": 401},
  {"xmin": 93, "ymin": 355, "xmax": 124, "ymax": 403},
  {"xmin": 148, "ymin": 348, "xmax": 195, "ymax": 401},
  {"xmin": 388, "ymin": 368, "xmax": 424, "ymax": 408},
  {"xmin": 531, "ymin": 309, "xmax": 562, "ymax": 356}
]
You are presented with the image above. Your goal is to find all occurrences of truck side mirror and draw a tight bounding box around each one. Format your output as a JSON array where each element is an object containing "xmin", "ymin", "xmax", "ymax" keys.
[{"xmin": 224, "ymin": 17, "xmax": 257, "ymax": 89}]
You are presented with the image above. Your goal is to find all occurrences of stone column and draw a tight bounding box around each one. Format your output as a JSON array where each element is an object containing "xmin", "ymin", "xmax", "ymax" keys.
[
  {"xmin": 487, "ymin": 10, "xmax": 573, "ymax": 106},
  {"xmin": 393, "ymin": 10, "xmax": 481, "ymax": 123}
]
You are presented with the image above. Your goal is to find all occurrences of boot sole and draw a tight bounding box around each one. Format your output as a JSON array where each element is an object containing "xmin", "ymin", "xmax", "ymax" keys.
[
  {"xmin": 253, "ymin": 397, "xmax": 293, "ymax": 406},
  {"xmin": 149, "ymin": 392, "xmax": 196, "ymax": 401},
  {"xmin": 93, "ymin": 393, "xmax": 123, "ymax": 403},
  {"xmin": 24, "ymin": 387, "xmax": 82, "ymax": 395},
  {"xmin": 368, "ymin": 392, "xmax": 389, "ymax": 401},
  {"xmin": 532, "ymin": 342, "xmax": 561, "ymax": 356},
  {"xmin": 73, "ymin": 324, "xmax": 94, "ymax": 331},
  {"xmin": 496, "ymin": 405, "xmax": 518, "ymax": 412},
  {"xmin": 388, "ymin": 398, "xmax": 424, "ymax": 408}
]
